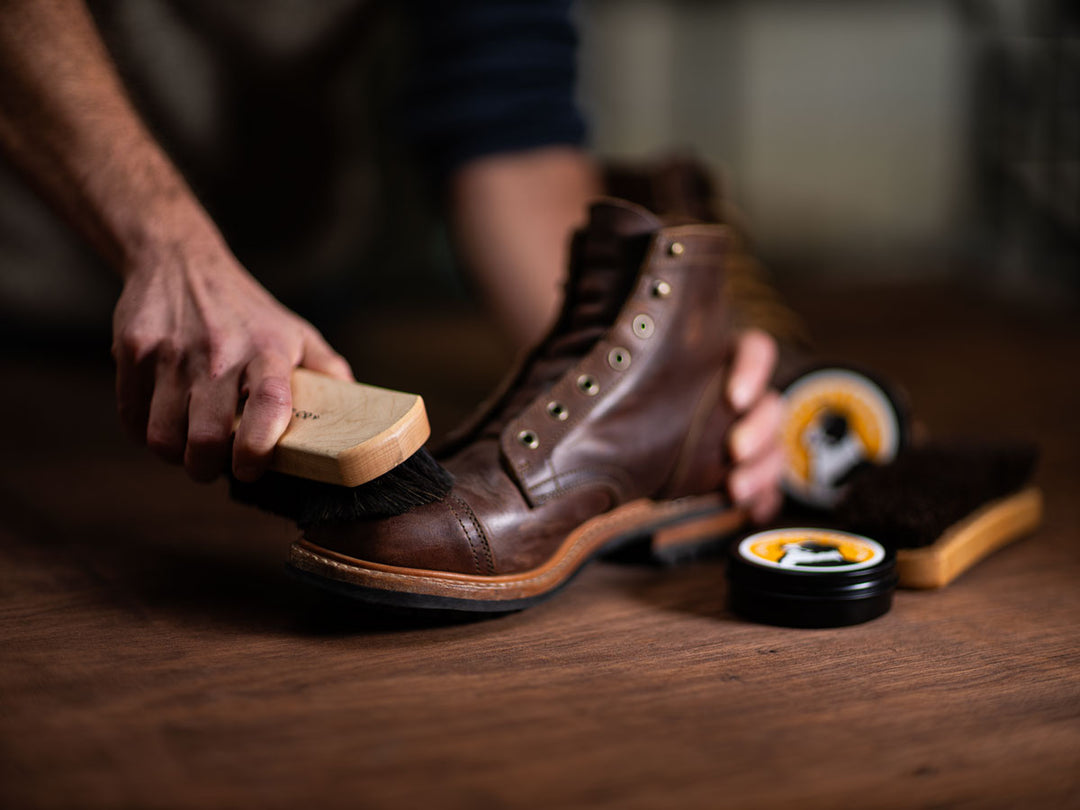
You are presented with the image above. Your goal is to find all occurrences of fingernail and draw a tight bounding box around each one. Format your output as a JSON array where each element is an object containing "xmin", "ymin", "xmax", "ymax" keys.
[
  {"xmin": 730, "ymin": 382, "xmax": 751, "ymax": 412},
  {"xmin": 730, "ymin": 473, "xmax": 751, "ymax": 503}
]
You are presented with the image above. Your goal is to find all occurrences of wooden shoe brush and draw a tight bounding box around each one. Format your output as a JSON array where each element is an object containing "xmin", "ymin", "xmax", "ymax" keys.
[
  {"xmin": 229, "ymin": 369, "xmax": 452, "ymax": 526},
  {"xmin": 834, "ymin": 442, "xmax": 1042, "ymax": 589}
]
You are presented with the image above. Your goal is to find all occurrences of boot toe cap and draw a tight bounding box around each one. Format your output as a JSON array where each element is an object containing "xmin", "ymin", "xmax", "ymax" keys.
[{"xmin": 301, "ymin": 494, "xmax": 494, "ymax": 576}]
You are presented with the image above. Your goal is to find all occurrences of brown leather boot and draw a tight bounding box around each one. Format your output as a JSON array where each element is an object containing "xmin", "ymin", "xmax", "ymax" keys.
[{"xmin": 290, "ymin": 198, "xmax": 746, "ymax": 611}]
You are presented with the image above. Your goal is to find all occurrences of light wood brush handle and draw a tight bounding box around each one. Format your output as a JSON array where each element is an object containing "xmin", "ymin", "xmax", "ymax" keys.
[
  {"xmin": 896, "ymin": 487, "xmax": 1043, "ymax": 589},
  {"xmin": 239, "ymin": 369, "xmax": 431, "ymax": 487}
]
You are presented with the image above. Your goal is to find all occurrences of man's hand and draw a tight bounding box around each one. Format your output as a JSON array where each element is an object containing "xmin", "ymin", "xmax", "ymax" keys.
[
  {"xmin": 726, "ymin": 329, "xmax": 784, "ymax": 523},
  {"xmin": 0, "ymin": 0, "xmax": 351, "ymax": 483},
  {"xmin": 112, "ymin": 233, "xmax": 352, "ymax": 483}
]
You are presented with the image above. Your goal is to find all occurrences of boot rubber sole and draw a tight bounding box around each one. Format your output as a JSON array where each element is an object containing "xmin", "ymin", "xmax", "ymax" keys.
[{"xmin": 288, "ymin": 494, "xmax": 747, "ymax": 613}]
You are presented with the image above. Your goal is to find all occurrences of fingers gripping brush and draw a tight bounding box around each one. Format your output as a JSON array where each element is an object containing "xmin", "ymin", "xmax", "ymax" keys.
[{"xmin": 228, "ymin": 369, "xmax": 453, "ymax": 526}]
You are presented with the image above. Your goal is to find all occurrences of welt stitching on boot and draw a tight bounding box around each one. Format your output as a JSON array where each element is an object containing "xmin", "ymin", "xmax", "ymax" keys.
[{"xmin": 291, "ymin": 198, "xmax": 746, "ymax": 612}]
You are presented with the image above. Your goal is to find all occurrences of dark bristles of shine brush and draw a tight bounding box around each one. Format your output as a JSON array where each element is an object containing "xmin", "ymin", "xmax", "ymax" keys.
[
  {"xmin": 833, "ymin": 442, "xmax": 1042, "ymax": 589},
  {"xmin": 228, "ymin": 369, "xmax": 453, "ymax": 527}
]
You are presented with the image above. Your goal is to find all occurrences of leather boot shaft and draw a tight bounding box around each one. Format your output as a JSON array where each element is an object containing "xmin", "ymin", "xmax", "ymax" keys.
[{"xmin": 496, "ymin": 198, "xmax": 734, "ymax": 507}]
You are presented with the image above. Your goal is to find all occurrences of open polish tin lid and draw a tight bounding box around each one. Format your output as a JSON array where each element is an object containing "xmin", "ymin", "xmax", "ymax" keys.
[
  {"xmin": 727, "ymin": 528, "xmax": 897, "ymax": 628},
  {"xmin": 780, "ymin": 367, "xmax": 908, "ymax": 509}
]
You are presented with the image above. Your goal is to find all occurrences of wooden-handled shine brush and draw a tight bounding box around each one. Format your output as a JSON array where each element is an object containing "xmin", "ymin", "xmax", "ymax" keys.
[
  {"xmin": 834, "ymin": 442, "xmax": 1043, "ymax": 589},
  {"xmin": 229, "ymin": 369, "xmax": 453, "ymax": 526}
]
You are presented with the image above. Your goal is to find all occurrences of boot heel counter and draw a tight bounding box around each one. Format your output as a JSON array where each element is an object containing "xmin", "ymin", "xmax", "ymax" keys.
[{"xmin": 649, "ymin": 500, "xmax": 747, "ymax": 564}]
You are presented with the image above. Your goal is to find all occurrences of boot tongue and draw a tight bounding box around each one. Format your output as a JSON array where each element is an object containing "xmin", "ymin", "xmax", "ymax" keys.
[
  {"xmin": 587, "ymin": 197, "xmax": 664, "ymax": 237},
  {"xmin": 546, "ymin": 198, "xmax": 660, "ymax": 351},
  {"xmin": 480, "ymin": 199, "xmax": 661, "ymax": 437}
]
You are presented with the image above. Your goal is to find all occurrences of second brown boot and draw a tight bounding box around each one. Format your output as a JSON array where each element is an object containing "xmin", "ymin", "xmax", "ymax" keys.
[{"xmin": 290, "ymin": 198, "xmax": 746, "ymax": 611}]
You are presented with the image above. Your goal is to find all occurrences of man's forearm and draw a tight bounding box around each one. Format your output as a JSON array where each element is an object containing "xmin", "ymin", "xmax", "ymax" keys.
[
  {"xmin": 0, "ymin": 0, "xmax": 220, "ymax": 275},
  {"xmin": 449, "ymin": 147, "xmax": 601, "ymax": 349},
  {"xmin": 0, "ymin": 0, "xmax": 356, "ymax": 484}
]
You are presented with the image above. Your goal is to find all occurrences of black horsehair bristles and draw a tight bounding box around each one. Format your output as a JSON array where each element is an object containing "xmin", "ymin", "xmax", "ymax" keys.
[
  {"xmin": 835, "ymin": 442, "xmax": 1037, "ymax": 548},
  {"xmin": 229, "ymin": 447, "xmax": 454, "ymax": 527}
]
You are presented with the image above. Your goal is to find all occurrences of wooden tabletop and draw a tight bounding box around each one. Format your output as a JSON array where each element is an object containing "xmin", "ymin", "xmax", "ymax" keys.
[{"xmin": 2, "ymin": 284, "xmax": 1078, "ymax": 809}]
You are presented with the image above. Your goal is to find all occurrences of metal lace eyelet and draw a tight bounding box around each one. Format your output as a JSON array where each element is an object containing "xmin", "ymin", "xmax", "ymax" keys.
[
  {"xmin": 577, "ymin": 374, "xmax": 600, "ymax": 396},
  {"xmin": 651, "ymin": 279, "xmax": 672, "ymax": 299},
  {"xmin": 668, "ymin": 241, "xmax": 685, "ymax": 257},
  {"xmin": 632, "ymin": 314, "xmax": 655, "ymax": 339},
  {"xmin": 517, "ymin": 430, "xmax": 539, "ymax": 449},
  {"xmin": 547, "ymin": 401, "xmax": 568, "ymax": 421},
  {"xmin": 608, "ymin": 347, "xmax": 631, "ymax": 370}
]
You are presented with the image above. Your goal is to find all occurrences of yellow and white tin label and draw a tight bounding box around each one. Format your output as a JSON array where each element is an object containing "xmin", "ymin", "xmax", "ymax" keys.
[
  {"xmin": 781, "ymin": 369, "xmax": 901, "ymax": 507},
  {"xmin": 738, "ymin": 528, "xmax": 885, "ymax": 573}
]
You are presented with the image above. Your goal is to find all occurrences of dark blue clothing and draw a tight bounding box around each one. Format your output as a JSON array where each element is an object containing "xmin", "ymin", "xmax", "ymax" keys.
[{"xmin": 405, "ymin": 0, "xmax": 586, "ymax": 180}]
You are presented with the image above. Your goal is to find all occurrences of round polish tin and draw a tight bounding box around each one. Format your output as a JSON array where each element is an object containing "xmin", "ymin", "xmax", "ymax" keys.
[{"xmin": 727, "ymin": 528, "xmax": 897, "ymax": 628}]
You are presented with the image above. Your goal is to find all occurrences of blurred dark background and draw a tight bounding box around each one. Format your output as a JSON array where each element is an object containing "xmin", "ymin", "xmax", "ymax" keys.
[
  {"xmin": 582, "ymin": 0, "xmax": 1078, "ymax": 296},
  {"xmin": 0, "ymin": 0, "xmax": 1076, "ymax": 404}
]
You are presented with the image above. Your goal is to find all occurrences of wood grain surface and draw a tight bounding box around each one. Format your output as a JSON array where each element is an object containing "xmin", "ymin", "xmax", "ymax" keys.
[{"xmin": 1, "ymin": 284, "xmax": 1077, "ymax": 810}]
